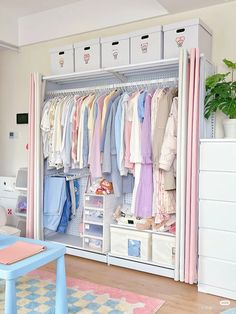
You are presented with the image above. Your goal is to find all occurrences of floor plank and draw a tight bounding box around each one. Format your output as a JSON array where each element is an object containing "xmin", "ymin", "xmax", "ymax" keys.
[{"xmin": 42, "ymin": 255, "xmax": 236, "ymax": 314}]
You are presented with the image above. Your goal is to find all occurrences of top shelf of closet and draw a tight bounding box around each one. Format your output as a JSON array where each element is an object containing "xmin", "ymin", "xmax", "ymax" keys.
[{"xmin": 43, "ymin": 58, "xmax": 179, "ymax": 85}]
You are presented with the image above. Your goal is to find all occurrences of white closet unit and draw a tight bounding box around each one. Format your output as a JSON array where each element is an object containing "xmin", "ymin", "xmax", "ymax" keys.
[
  {"xmin": 83, "ymin": 193, "xmax": 121, "ymax": 253},
  {"xmin": 40, "ymin": 57, "xmax": 210, "ymax": 279},
  {"xmin": 198, "ymin": 139, "xmax": 236, "ymax": 300}
]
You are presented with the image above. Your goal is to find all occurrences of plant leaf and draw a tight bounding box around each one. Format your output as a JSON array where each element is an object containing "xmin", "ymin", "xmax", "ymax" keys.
[
  {"xmin": 223, "ymin": 58, "xmax": 236, "ymax": 70},
  {"xmin": 206, "ymin": 73, "xmax": 230, "ymax": 89}
]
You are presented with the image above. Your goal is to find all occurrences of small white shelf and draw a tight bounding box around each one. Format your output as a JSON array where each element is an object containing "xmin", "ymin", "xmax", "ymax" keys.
[
  {"xmin": 83, "ymin": 206, "xmax": 104, "ymax": 211},
  {"xmin": 82, "ymin": 234, "xmax": 103, "ymax": 240},
  {"xmin": 83, "ymin": 220, "xmax": 103, "ymax": 226},
  {"xmin": 15, "ymin": 187, "xmax": 27, "ymax": 192},
  {"xmin": 14, "ymin": 212, "xmax": 27, "ymax": 218}
]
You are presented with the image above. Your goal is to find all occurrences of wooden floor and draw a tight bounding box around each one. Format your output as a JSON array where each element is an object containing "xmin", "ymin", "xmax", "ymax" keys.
[{"xmin": 43, "ymin": 255, "xmax": 236, "ymax": 314}]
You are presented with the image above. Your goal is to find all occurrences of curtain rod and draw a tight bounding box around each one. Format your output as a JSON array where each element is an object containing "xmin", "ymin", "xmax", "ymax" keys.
[{"xmin": 46, "ymin": 77, "xmax": 178, "ymax": 96}]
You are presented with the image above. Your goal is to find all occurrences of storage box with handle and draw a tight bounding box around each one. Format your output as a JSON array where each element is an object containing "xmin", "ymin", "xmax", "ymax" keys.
[
  {"xmin": 101, "ymin": 34, "xmax": 130, "ymax": 68},
  {"xmin": 163, "ymin": 19, "xmax": 212, "ymax": 60},
  {"xmin": 74, "ymin": 38, "xmax": 101, "ymax": 72},
  {"xmin": 130, "ymin": 26, "xmax": 163, "ymax": 64},
  {"xmin": 110, "ymin": 225, "xmax": 151, "ymax": 261},
  {"xmin": 50, "ymin": 44, "xmax": 74, "ymax": 75},
  {"xmin": 152, "ymin": 233, "xmax": 176, "ymax": 268}
]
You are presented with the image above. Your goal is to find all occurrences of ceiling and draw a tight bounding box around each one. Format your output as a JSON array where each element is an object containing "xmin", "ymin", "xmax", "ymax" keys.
[
  {"xmin": 0, "ymin": 0, "xmax": 235, "ymax": 18},
  {"xmin": 158, "ymin": 0, "xmax": 235, "ymax": 13},
  {"xmin": 0, "ymin": 0, "xmax": 80, "ymax": 16}
]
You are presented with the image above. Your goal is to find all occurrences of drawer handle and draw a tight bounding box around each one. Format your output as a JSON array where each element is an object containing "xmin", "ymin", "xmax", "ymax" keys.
[
  {"xmin": 59, "ymin": 51, "xmax": 65, "ymax": 55},
  {"xmin": 112, "ymin": 41, "xmax": 119, "ymax": 46},
  {"xmin": 84, "ymin": 46, "xmax": 91, "ymax": 51},
  {"xmin": 141, "ymin": 35, "xmax": 149, "ymax": 40},
  {"xmin": 176, "ymin": 28, "xmax": 185, "ymax": 33}
]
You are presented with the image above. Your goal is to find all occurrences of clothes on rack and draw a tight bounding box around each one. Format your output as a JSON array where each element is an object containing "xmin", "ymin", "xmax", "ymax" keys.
[
  {"xmin": 41, "ymin": 85, "xmax": 178, "ymax": 223},
  {"xmin": 43, "ymin": 176, "xmax": 80, "ymax": 233}
]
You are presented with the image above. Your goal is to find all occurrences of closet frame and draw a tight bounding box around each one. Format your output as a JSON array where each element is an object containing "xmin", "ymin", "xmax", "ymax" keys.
[{"xmin": 39, "ymin": 57, "xmax": 212, "ymax": 279}]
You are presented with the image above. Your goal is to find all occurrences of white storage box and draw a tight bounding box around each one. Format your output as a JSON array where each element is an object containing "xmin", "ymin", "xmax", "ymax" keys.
[
  {"xmin": 50, "ymin": 44, "xmax": 74, "ymax": 75},
  {"xmin": 110, "ymin": 226, "xmax": 151, "ymax": 261},
  {"xmin": 163, "ymin": 19, "xmax": 212, "ymax": 60},
  {"xmin": 101, "ymin": 34, "xmax": 130, "ymax": 68},
  {"xmin": 74, "ymin": 39, "xmax": 101, "ymax": 72},
  {"xmin": 130, "ymin": 26, "xmax": 163, "ymax": 64},
  {"xmin": 152, "ymin": 234, "xmax": 175, "ymax": 268}
]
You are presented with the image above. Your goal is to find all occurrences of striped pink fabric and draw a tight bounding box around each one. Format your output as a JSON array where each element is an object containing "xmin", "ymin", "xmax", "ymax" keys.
[
  {"xmin": 26, "ymin": 74, "xmax": 35, "ymax": 238},
  {"xmin": 185, "ymin": 48, "xmax": 200, "ymax": 284}
]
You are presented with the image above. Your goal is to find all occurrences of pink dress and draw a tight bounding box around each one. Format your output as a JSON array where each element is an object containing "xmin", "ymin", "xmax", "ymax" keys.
[
  {"xmin": 135, "ymin": 92, "xmax": 153, "ymax": 218},
  {"xmin": 90, "ymin": 95, "xmax": 106, "ymax": 178}
]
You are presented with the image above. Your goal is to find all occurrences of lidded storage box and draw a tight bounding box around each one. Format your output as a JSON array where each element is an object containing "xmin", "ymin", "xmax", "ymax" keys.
[
  {"xmin": 152, "ymin": 234, "xmax": 175, "ymax": 268},
  {"xmin": 163, "ymin": 19, "xmax": 212, "ymax": 60},
  {"xmin": 130, "ymin": 26, "xmax": 163, "ymax": 64},
  {"xmin": 50, "ymin": 44, "xmax": 74, "ymax": 75},
  {"xmin": 74, "ymin": 38, "xmax": 101, "ymax": 72},
  {"xmin": 101, "ymin": 34, "xmax": 130, "ymax": 68},
  {"xmin": 110, "ymin": 226, "xmax": 151, "ymax": 261}
]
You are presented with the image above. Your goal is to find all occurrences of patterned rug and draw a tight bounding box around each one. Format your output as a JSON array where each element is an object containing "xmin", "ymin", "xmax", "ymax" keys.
[{"xmin": 0, "ymin": 269, "xmax": 164, "ymax": 313}]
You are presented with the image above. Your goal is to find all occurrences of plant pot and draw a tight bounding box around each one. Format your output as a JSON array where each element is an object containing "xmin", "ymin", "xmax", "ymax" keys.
[{"xmin": 223, "ymin": 119, "xmax": 236, "ymax": 138}]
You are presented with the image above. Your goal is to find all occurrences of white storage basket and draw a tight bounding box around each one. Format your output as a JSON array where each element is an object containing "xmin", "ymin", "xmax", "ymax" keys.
[
  {"xmin": 152, "ymin": 233, "xmax": 175, "ymax": 268},
  {"xmin": 130, "ymin": 26, "xmax": 163, "ymax": 64},
  {"xmin": 50, "ymin": 44, "xmax": 74, "ymax": 75},
  {"xmin": 101, "ymin": 34, "xmax": 130, "ymax": 68},
  {"xmin": 110, "ymin": 226, "xmax": 151, "ymax": 261},
  {"xmin": 74, "ymin": 38, "xmax": 101, "ymax": 72},
  {"xmin": 163, "ymin": 19, "xmax": 212, "ymax": 60}
]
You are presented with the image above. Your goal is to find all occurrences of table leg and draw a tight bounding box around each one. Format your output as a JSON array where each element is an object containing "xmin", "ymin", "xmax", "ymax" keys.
[
  {"xmin": 55, "ymin": 256, "xmax": 68, "ymax": 314},
  {"xmin": 5, "ymin": 279, "xmax": 16, "ymax": 314}
]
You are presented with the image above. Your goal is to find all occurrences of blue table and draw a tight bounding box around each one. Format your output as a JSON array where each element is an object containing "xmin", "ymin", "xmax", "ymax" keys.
[{"xmin": 0, "ymin": 235, "xmax": 67, "ymax": 314}]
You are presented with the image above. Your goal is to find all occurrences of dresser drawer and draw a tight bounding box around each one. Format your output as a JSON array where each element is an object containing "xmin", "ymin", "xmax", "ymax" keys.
[
  {"xmin": 199, "ymin": 171, "xmax": 236, "ymax": 202},
  {"xmin": 199, "ymin": 200, "xmax": 236, "ymax": 232},
  {"xmin": 199, "ymin": 229, "xmax": 236, "ymax": 262},
  {"xmin": 199, "ymin": 257, "xmax": 236, "ymax": 292},
  {"xmin": 200, "ymin": 142, "xmax": 236, "ymax": 172}
]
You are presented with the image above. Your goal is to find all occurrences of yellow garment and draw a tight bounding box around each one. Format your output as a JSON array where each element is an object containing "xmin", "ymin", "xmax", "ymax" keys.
[{"xmin": 100, "ymin": 90, "xmax": 116, "ymax": 132}]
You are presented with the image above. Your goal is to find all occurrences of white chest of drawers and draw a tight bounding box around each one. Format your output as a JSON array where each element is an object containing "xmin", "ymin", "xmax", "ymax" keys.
[{"xmin": 198, "ymin": 139, "xmax": 236, "ymax": 300}]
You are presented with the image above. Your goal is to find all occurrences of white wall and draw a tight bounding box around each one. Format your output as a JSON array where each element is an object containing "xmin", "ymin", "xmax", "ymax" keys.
[
  {"xmin": 0, "ymin": 8, "xmax": 18, "ymax": 46},
  {"xmin": 0, "ymin": 1, "xmax": 236, "ymax": 176},
  {"xmin": 18, "ymin": 0, "xmax": 167, "ymax": 46}
]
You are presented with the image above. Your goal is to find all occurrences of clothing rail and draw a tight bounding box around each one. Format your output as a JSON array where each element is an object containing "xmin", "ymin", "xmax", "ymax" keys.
[{"xmin": 46, "ymin": 77, "xmax": 178, "ymax": 96}]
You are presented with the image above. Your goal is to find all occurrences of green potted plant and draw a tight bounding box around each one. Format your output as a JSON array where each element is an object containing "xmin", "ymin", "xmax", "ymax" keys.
[{"xmin": 205, "ymin": 58, "xmax": 236, "ymax": 138}]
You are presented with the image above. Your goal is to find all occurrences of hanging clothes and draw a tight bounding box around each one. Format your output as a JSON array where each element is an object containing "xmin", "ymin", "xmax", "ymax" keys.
[
  {"xmin": 151, "ymin": 88, "xmax": 177, "ymax": 219},
  {"xmin": 43, "ymin": 176, "xmax": 67, "ymax": 231},
  {"xmin": 102, "ymin": 94, "xmax": 134, "ymax": 197},
  {"xmin": 90, "ymin": 95, "xmax": 106, "ymax": 178},
  {"xmin": 135, "ymin": 91, "xmax": 153, "ymax": 218}
]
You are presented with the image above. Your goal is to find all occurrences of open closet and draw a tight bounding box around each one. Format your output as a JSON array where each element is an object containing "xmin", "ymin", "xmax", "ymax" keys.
[{"xmin": 27, "ymin": 50, "xmax": 213, "ymax": 284}]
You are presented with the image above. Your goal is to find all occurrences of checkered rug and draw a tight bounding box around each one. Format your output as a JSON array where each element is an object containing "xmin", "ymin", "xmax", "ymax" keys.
[{"xmin": 0, "ymin": 270, "xmax": 164, "ymax": 313}]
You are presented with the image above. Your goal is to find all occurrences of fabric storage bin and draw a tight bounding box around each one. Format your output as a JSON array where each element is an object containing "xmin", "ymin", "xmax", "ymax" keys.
[
  {"xmin": 110, "ymin": 226, "xmax": 151, "ymax": 261},
  {"xmin": 84, "ymin": 194, "xmax": 103, "ymax": 209},
  {"xmin": 50, "ymin": 44, "xmax": 74, "ymax": 75},
  {"xmin": 101, "ymin": 34, "xmax": 130, "ymax": 68},
  {"xmin": 152, "ymin": 234, "xmax": 175, "ymax": 268},
  {"xmin": 74, "ymin": 38, "xmax": 101, "ymax": 72},
  {"xmin": 16, "ymin": 194, "xmax": 27, "ymax": 216},
  {"xmin": 84, "ymin": 223, "xmax": 103, "ymax": 237},
  {"xmin": 163, "ymin": 19, "xmax": 212, "ymax": 60},
  {"xmin": 84, "ymin": 209, "xmax": 103, "ymax": 224},
  {"xmin": 84, "ymin": 237, "xmax": 103, "ymax": 252},
  {"xmin": 130, "ymin": 26, "xmax": 163, "ymax": 64}
]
